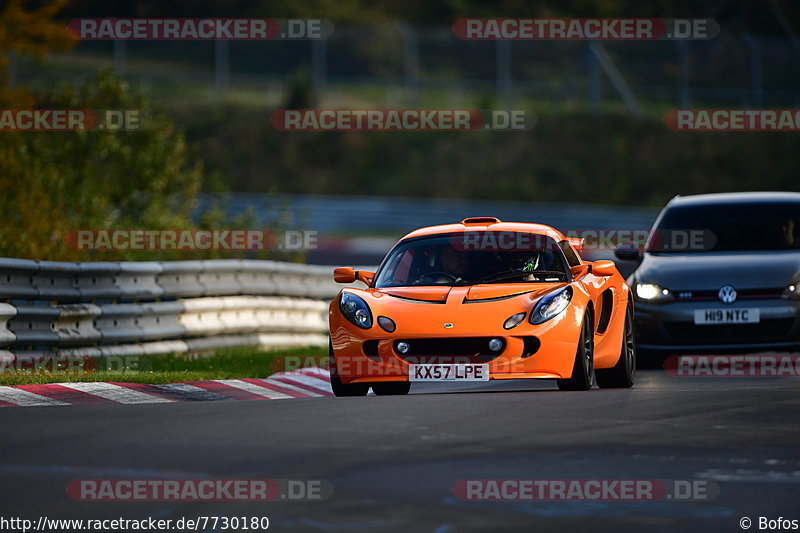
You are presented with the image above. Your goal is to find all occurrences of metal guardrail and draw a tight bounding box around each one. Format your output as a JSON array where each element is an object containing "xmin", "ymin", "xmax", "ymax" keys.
[{"xmin": 0, "ymin": 258, "xmax": 342, "ymax": 361}]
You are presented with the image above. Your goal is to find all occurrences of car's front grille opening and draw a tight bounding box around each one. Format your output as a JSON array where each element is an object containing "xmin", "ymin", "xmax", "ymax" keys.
[
  {"xmin": 521, "ymin": 336, "xmax": 541, "ymax": 358},
  {"xmin": 362, "ymin": 340, "xmax": 380, "ymax": 361},
  {"xmin": 394, "ymin": 337, "xmax": 505, "ymax": 364},
  {"xmin": 674, "ymin": 288, "xmax": 785, "ymax": 301},
  {"xmin": 363, "ymin": 340, "xmax": 379, "ymax": 355},
  {"xmin": 663, "ymin": 318, "xmax": 795, "ymax": 344}
]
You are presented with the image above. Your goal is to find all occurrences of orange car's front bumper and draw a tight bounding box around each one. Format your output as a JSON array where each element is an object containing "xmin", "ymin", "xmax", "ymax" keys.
[{"xmin": 329, "ymin": 302, "xmax": 585, "ymax": 384}]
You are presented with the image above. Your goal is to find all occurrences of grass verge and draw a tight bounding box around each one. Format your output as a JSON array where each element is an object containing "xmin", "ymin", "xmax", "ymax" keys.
[{"xmin": 0, "ymin": 346, "xmax": 328, "ymax": 387}]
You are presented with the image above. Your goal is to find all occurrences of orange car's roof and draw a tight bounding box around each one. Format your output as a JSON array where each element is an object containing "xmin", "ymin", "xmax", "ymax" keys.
[{"xmin": 401, "ymin": 218, "xmax": 567, "ymax": 242}]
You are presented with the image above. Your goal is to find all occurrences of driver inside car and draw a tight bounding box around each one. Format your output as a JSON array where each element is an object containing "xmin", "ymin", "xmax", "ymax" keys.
[
  {"xmin": 410, "ymin": 246, "xmax": 470, "ymax": 285},
  {"xmin": 440, "ymin": 246, "xmax": 470, "ymax": 283},
  {"xmin": 506, "ymin": 250, "xmax": 542, "ymax": 281}
]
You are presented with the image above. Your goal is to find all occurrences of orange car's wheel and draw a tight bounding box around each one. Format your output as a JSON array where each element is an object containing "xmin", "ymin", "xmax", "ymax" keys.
[
  {"xmin": 372, "ymin": 382, "xmax": 411, "ymax": 396},
  {"xmin": 329, "ymin": 340, "xmax": 369, "ymax": 397},
  {"xmin": 557, "ymin": 314, "xmax": 594, "ymax": 391},
  {"xmin": 596, "ymin": 305, "xmax": 636, "ymax": 389}
]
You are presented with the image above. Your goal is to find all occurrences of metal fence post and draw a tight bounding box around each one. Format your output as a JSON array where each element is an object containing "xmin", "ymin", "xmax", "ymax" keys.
[
  {"xmin": 588, "ymin": 41, "xmax": 642, "ymax": 117},
  {"xmin": 312, "ymin": 38, "xmax": 327, "ymax": 105},
  {"xmin": 586, "ymin": 44, "xmax": 601, "ymax": 114},
  {"xmin": 398, "ymin": 23, "xmax": 420, "ymax": 105},
  {"xmin": 496, "ymin": 39, "xmax": 512, "ymax": 108},
  {"xmin": 6, "ymin": 50, "xmax": 17, "ymax": 88},
  {"xmin": 214, "ymin": 39, "xmax": 229, "ymax": 100},
  {"xmin": 744, "ymin": 34, "xmax": 764, "ymax": 107},
  {"xmin": 676, "ymin": 39, "xmax": 691, "ymax": 108},
  {"xmin": 114, "ymin": 40, "xmax": 126, "ymax": 75}
]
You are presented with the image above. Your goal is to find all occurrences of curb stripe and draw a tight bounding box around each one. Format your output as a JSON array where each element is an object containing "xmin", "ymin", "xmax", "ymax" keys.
[
  {"xmin": 59, "ymin": 382, "xmax": 173, "ymax": 404},
  {"xmin": 298, "ymin": 367, "xmax": 331, "ymax": 378},
  {"xmin": 218, "ymin": 379, "xmax": 294, "ymax": 399},
  {"xmin": 271, "ymin": 374, "xmax": 333, "ymax": 394},
  {"xmin": 0, "ymin": 369, "xmax": 334, "ymax": 407},
  {"xmin": 255, "ymin": 378, "xmax": 324, "ymax": 397},
  {"xmin": 239, "ymin": 378, "xmax": 315, "ymax": 398},
  {"xmin": 154, "ymin": 383, "xmax": 231, "ymax": 402},
  {"xmin": 183, "ymin": 380, "xmax": 271, "ymax": 401},
  {"xmin": 0, "ymin": 386, "xmax": 69, "ymax": 406},
  {"xmin": 112, "ymin": 382, "xmax": 226, "ymax": 403},
  {"xmin": 14, "ymin": 384, "xmax": 117, "ymax": 405}
]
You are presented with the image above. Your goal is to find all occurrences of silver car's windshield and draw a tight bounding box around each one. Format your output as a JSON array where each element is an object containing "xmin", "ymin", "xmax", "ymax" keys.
[{"xmin": 648, "ymin": 201, "xmax": 800, "ymax": 253}]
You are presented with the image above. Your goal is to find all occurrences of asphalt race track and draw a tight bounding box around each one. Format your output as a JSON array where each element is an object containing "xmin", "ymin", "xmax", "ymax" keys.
[{"xmin": 1, "ymin": 370, "xmax": 798, "ymax": 532}]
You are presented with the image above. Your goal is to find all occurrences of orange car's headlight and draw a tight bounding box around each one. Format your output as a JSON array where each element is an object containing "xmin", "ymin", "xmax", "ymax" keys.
[
  {"xmin": 530, "ymin": 286, "xmax": 572, "ymax": 325},
  {"xmin": 340, "ymin": 292, "xmax": 373, "ymax": 329}
]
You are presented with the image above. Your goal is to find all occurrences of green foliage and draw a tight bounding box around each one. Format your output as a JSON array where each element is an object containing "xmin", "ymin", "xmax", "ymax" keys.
[
  {"xmin": 0, "ymin": 72, "xmax": 207, "ymax": 260},
  {"xmin": 0, "ymin": 72, "xmax": 303, "ymax": 262},
  {"xmin": 0, "ymin": 345, "xmax": 328, "ymax": 386},
  {"xmin": 0, "ymin": 0, "xmax": 75, "ymax": 106}
]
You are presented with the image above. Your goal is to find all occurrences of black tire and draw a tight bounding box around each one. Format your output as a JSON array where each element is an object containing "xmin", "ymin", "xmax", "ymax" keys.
[
  {"xmin": 329, "ymin": 340, "xmax": 369, "ymax": 397},
  {"xmin": 596, "ymin": 306, "xmax": 636, "ymax": 388},
  {"xmin": 371, "ymin": 381, "xmax": 411, "ymax": 396},
  {"xmin": 557, "ymin": 313, "xmax": 594, "ymax": 391}
]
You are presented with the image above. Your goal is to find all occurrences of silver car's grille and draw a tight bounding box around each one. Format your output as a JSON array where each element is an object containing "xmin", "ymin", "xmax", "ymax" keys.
[
  {"xmin": 673, "ymin": 288, "xmax": 784, "ymax": 301},
  {"xmin": 663, "ymin": 318, "xmax": 794, "ymax": 344}
]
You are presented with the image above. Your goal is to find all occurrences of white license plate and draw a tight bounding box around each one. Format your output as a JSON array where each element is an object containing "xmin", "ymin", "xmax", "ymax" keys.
[
  {"xmin": 409, "ymin": 364, "xmax": 489, "ymax": 382},
  {"xmin": 694, "ymin": 308, "xmax": 760, "ymax": 325}
]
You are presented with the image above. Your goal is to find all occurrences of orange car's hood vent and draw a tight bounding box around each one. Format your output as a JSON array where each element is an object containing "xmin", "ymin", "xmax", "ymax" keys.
[
  {"xmin": 380, "ymin": 286, "xmax": 450, "ymax": 303},
  {"xmin": 461, "ymin": 217, "xmax": 501, "ymax": 225}
]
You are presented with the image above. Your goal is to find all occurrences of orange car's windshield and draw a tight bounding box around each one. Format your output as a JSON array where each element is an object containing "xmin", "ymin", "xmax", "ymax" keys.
[{"xmin": 374, "ymin": 233, "xmax": 570, "ymax": 288}]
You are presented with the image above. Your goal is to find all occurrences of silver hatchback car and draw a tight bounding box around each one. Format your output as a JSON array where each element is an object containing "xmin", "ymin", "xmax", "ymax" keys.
[{"xmin": 617, "ymin": 192, "xmax": 800, "ymax": 355}]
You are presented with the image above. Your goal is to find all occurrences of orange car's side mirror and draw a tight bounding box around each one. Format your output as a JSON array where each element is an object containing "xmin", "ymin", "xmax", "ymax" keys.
[
  {"xmin": 334, "ymin": 267, "xmax": 375, "ymax": 286},
  {"xmin": 570, "ymin": 264, "xmax": 591, "ymax": 278},
  {"xmin": 357, "ymin": 270, "xmax": 375, "ymax": 286},
  {"xmin": 334, "ymin": 267, "xmax": 357, "ymax": 283},
  {"xmin": 592, "ymin": 260, "xmax": 616, "ymax": 277}
]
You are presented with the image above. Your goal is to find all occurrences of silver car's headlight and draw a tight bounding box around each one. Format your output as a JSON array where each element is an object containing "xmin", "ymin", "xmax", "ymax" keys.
[
  {"xmin": 633, "ymin": 281, "xmax": 674, "ymax": 303},
  {"xmin": 783, "ymin": 283, "xmax": 800, "ymax": 300}
]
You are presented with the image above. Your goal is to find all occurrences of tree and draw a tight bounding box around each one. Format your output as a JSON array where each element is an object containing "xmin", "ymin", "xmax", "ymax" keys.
[{"xmin": 0, "ymin": 0, "xmax": 75, "ymax": 105}]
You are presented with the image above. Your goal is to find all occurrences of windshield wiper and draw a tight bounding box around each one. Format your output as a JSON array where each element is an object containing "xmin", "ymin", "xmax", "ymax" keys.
[{"xmin": 471, "ymin": 270, "xmax": 565, "ymax": 285}]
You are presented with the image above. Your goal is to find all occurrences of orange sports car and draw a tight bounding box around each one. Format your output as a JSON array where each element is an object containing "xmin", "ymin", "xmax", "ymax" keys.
[{"xmin": 328, "ymin": 217, "xmax": 635, "ymax": 396}]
